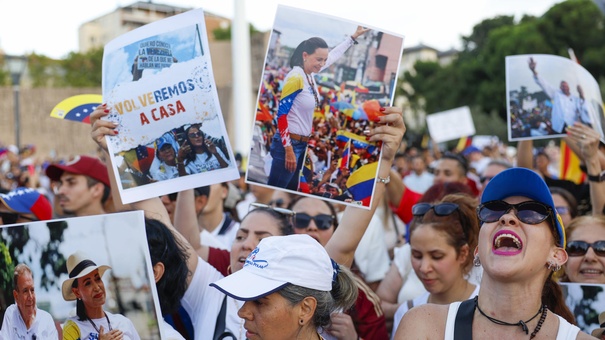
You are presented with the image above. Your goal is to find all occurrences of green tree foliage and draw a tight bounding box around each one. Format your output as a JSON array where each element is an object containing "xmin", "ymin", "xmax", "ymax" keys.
[
  {"xmin": 212, "ymin": 23, "xmax": 260, "ymax": 41},
  {"xmin": 59, "ymin": 47, "xmax": 104, "ymax": 87},
  {"xmin": 401, "ymin": 0, "xmax": 605, "ymax": 138}
]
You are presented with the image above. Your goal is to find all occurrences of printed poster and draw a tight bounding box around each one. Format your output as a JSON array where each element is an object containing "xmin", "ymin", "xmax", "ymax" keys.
[
  {"xmin": 506, "ymin": 54, "xmax": 605, "ymax": 142},
  {"xmin": 560, "ymin": 282, "xmax": 605, "ymax": 336},
  {"xmin": 245, "ymin": 5, "xmax": 405, "ymax": 209},
  {"xmin": 0, "ymin": 211, "xmax": 164, "ymax": 339},
  {"xmin": 102, "ymin": 8, "xmax": 238, "ymax": 204},
  {"xmin": 426, "ymin": 106, "xmax": 476, "ymax": 144}
]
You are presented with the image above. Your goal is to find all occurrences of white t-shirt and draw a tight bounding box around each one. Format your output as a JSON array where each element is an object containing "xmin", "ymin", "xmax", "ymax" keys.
[
  {"xmin": 391, "ymin": 285, "xmax": 480, "ymax": 338},
  {"xmin": 402, "ymin": 171, "xmax": 434, "ymax": 194},
  {"xmin": 185, "ymin": 149, "xmax": 230, "ymax": 174},
  {"xmin": 161, "ymin": 319, "xmax": 185, "ymax": 340},
  {"xmin": 62, "ymin": 311, "xmax": 140, "ymax": 340},
  {"xmin": 0, "ymin": 304, "xmax": 58, "ymax": 339},
  {"xmin": 149, "ymin": 162, "xmax": 179, "ymax": 181},
  {"xmin": 181, "ymin": 259, "xmax": 245, "ymax": 340}
]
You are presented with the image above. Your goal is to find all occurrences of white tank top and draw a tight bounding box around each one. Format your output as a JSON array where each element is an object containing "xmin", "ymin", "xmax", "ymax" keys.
[{"xmin": 444, "ymin": 301, "xmax": 580, "ymax": 340}]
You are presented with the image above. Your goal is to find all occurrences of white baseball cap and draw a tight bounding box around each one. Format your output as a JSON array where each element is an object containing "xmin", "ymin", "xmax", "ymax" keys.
[{"xmin": 210, "ymin": 234, "xmax": 335, "ymax": 300}]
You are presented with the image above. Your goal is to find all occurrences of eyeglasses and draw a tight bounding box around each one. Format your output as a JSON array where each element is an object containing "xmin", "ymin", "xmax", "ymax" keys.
[
  {"xmin": 294, "ymin": 213, "xmax": 335, "ymax": 230},
  {"xmin": 0, "ymin": 211, "xmax": 38, "ymax": 225},
  {"xmin": 556, "ymin": 206, "xmax": 570, "ymax": 215},
  {"xmin": 412, "ymin": 202, "xmax": 459, "ymax": 217},
  {"xmin": 477, "ymin": 200, "xmax": 553, "ymax": 225},
  {"xmin": 566, "ymin": 240, "xmax": 605, "ymax": 257},
  {"xmin": 188, "ymin": 131, "xmax": 203, "ymax": 138}
]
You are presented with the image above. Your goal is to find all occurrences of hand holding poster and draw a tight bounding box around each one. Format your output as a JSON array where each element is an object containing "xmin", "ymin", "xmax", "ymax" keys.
[
  {"xmin": 245, "ymin": 5, "xmax": 405, "ymax": 209},
  {"xmin": 506, "ymin": 54, "xmax": 605, "ymax": 142},
  {"xmin": 426, "ymin": 106, "xmax": 475, "ymax": 144},
  {"xmin": 100, "ymin": 9, "xmax": 238, "ymax": 204}
]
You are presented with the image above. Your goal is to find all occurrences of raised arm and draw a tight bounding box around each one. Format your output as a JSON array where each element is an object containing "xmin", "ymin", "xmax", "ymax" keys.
[
  {"xmin": 516, "ymin": 139, "xmax": 536, "ymax": 172},
  {"xmin": 90, "ymin": 104, "xmax": 199, "ymax": 284},
  {"xmin": 566, "ymin": 122, "xmax": 605, "ymax": 215},
  {"xmin": 326, "ymin": 107, "xmax": 405, "ymax": 266},
  {"xmin": 173, "ymin": 189, "xmax": 210, "ymax": 260}
]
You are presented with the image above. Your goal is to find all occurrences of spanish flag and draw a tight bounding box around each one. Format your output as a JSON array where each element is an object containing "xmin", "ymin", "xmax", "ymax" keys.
[
  {"xmin": 559, "ymin": 140, "xmax": 586, "ymax": 184},
  {"xmin": 346, "ymin": 161, "xmax": 378, "ymax": 207}
]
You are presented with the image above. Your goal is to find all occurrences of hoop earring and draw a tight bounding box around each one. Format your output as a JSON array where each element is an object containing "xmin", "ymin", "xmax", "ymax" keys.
[
  {"xmin": 299, "ymin": 319, "xmax": 304, "ymax": 325},
  {"xmin": 473, "ymin": 254, "xmax": 481, "ymax": 267}
]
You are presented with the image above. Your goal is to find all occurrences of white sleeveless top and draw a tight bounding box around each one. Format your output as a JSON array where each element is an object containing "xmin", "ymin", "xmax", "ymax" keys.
[{"xmin": 444, "ymin": 301, "xmax": 580, "ymax": 340}]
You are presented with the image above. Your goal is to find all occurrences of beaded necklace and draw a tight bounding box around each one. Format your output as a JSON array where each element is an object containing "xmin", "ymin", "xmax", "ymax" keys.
[
  {"xmin": 474, "ymin": 296, "xmax": 547, "ymax": 339},
  {"xmin": 304, "ymin": 72, "xmax": 320, "ymax": 110}
]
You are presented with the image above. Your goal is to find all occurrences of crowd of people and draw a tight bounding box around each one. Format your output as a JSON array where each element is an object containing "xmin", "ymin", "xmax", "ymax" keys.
[{"xmin": 1, "ymin": 96, "xmax": 605, "ymax": 338}]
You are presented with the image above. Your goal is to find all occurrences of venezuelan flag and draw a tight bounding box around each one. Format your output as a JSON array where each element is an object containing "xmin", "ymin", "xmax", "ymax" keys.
[
  {"xmin": 346, "ymin": 161, "xmax": 379, "ymax": 207},
  {"xmin": 50, "ymin": 94, "xmax": 103, "ymax": 124},
  {"xmin": 338, "ymin": 139, "xmax": 351, "ymax": 170},
  {"xmin": 298, "ymin": 152, "xmax": 313, "ymax": 193}
]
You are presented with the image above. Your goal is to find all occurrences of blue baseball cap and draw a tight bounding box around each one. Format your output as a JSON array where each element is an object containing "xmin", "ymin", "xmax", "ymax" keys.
[{"xmin": 480, "ymin": 167, "xmax": 565, "ymax": 247}]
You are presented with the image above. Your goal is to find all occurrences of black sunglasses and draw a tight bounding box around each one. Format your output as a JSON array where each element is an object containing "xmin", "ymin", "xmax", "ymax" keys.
[
  {"xmin": 188, "ymin": 131, "xmax": 203, "ymax": 138},
  {"xmin": 477, "ymin": 200, "xmax": 552, "ymax": 225},
  {"xmin": 412, "ymin": 203, "xmax": 459, "ymax": 217},
  {"xmin": 566, "ymin": 240, "xmax": 605, "ymax": 257},
  {"xmin": 0, "ymin": 211, "xmax": 38, "ymax": 225},
  {"xmin": 294, "ymin": 213, "xmax": 334, "ymax": 230}
]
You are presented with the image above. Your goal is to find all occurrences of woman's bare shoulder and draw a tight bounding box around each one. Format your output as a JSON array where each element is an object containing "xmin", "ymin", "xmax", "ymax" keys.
[{"xmin": 393, "ymin": 303, "xmax": 449, "ymax": 339}]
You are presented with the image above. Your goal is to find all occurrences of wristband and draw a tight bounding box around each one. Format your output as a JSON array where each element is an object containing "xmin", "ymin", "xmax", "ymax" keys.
[{"xmin": 350, "ymin": 36, "xmax": 359, "ymax": 45}]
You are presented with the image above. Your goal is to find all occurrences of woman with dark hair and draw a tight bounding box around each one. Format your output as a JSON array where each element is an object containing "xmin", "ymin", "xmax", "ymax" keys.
[
  {"xmin": 377, "ymin": 182, "xmax": 476, "ymax": 332},
  {"xmin": 176, "ymin": 123, "xmax": 230, "ymax": 175},
  {"xmin": 550, "ymin": 186, "xmax": 578, "ymax": 227},
  {"xmin": 267, "ymin": 26, "xmax": 369, "ymax": 190},
  {"xmin": 61, "ymin": 251, "xmax": 140, "ymax": 340},
  {"xmin": 396, "ymin": 167, "xmax": 592, "ymax": 339},
  {"xmin": 391, "ymin": 193, "xmax": 480, "ymax": 336},
  {"xmin": 149, "ymin": 136, "xmax": 179, "ymax": 181},
  {"xmin": 145, "ymin": 218, "xmax": 190, "ymax": 339}
]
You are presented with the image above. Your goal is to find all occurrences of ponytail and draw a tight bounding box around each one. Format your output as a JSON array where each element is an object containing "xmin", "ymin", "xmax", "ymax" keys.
[{"xmin": 289, "ymin": 37, "xmax": 328, "ymax": 69}]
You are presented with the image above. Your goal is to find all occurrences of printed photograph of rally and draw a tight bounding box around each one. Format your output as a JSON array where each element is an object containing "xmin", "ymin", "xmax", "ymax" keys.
[
  {"xmin": 246, "ymin": 5, "xmax": 405, "ymax": 209},
  {"xmin": 506, "ymin": 54, "xmax": 605, "ymax": 142}
]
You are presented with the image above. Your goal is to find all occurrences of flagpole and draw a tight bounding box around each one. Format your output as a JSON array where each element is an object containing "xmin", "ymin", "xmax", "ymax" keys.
[{"xmin": 232, "ymin": 0, "xmax": 252, "ymax": 156}]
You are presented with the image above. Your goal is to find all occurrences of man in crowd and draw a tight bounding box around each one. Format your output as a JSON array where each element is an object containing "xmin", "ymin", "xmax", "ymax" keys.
[
  {"xmin": 194, "ymin": 184, "xmax": 241, "ymax": 250},
  {"xmin": 45, "ymin": 155, "xmax": 111, "ymax": 217},
  {"xmin": 402, "ymin": 155, "xmax": 434, "ymax": 194},
  {"xmin": 0, "ymin": 264, "xmax": 58, "ymax": 338}
]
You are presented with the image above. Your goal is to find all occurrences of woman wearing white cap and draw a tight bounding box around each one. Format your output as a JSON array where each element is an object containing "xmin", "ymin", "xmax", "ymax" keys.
[
  {"xmin": 61, "ymin": 250, "xmax": 140, "ymax": 340},
  {"xmin": 211, "ymin": 234, "xmax": 359, "ymax": 339},
  {"xmin": 396, "ymin": 167, "xmax": 593, "ymax": 339}
]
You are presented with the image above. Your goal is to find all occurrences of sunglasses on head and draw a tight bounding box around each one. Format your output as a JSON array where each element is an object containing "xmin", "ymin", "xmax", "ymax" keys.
[
  {"xmin": 188, "ymin": 131, "xmax": 203, "ymax": 138},
  {"xmin": 566, "ymin": 240, "xmax": 605, "ymax": 257},
  {"xmin": 249, "ymin": 202, "xmax": 296, "ymax": 217},
  {"xmin": 294, "ymin": 213, "xmax": 334, "ymax": 230},
  {"xmin": 412, "ymin": 202, "xmax": 459, "ymax": 217},
  {"xmin": 477, "ymin": 200, "xmax": 552, "ymax": 225},
  {"xmin": 0, "ymin": 211, "xmax": 38, "ymax": 225}
]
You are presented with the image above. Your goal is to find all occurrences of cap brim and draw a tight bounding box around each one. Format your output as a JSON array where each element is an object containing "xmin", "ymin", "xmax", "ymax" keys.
[
  {"xmin": 592, "ymin": 328, "xmax": 604, "ymax": 337},
  {"xmin": 210, "ymin": 269, "xmax": 289, "ymax": 301},
  {"xmin": 481, "ymin": 168, "xmax": 565, "ymax": 246},
  {"xmin": 45, "ymin": 164, "xmax": 70, "ymax": 181}
]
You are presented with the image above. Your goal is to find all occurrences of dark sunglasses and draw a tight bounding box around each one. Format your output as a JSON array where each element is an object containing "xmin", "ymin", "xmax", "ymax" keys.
[
  {"xmin": 477, "ymin": 200, "xmax": 552, "ymax": 225},
  {"xmin": 188, "ymin": 131, "xmax": 203, "ymax": 138},
  {"xmin": 566, "ymin": 240, "xmax": 605, "ymax": 257},
  {"xmin": 294, "ymin": 213, "xmax": 334, "ymax": 230},
  {"xmin": 0, "ymin": 211, "xmax": 38, "ymax": 225},
  {"xmin": 412, "ymin": 202, "xmax": 459, "ymax": 217}
]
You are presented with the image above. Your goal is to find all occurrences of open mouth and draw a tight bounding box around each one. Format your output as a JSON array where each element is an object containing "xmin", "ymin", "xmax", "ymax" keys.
[{"xmin": 493, "ymin": 230, "xmax": 523, "ymax": 255}]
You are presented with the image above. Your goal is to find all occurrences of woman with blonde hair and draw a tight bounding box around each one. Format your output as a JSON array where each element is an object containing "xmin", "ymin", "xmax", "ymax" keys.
[{"xmin": 561, "ymin": 215, "xmax": 605, "ymax": 283}]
